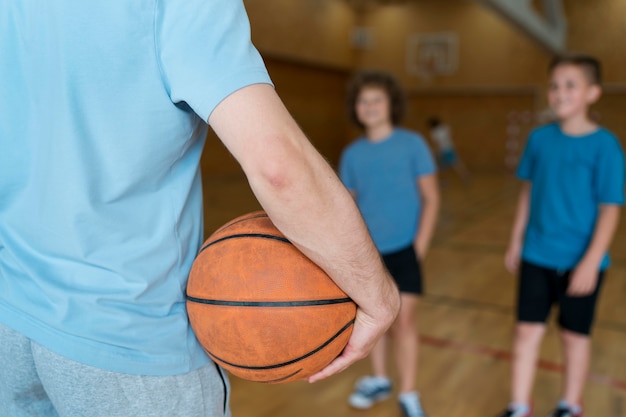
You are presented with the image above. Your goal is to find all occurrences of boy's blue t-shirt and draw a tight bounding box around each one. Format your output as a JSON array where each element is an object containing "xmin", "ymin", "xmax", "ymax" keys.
[
  {"xmin": 339, "ymin": 128, "xmax": 436, "ymax": 254},
  {"xmin": 517, "ymin": 123, "xmax": 625, "ymax": 270},
  {"xmin": 0, "ymin": 1, "xmax": 271, "ymax": 375}
]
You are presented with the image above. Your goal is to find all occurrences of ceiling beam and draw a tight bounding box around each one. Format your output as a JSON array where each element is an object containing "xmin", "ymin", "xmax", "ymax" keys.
[{"xmin": 475, "ymin": 0, "xmax": 567, "ymax": 53}]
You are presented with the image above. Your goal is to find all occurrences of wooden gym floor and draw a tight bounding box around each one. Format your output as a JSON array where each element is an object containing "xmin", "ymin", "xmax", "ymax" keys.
[{"xmin": 202, "ymin": 171, "xmax": 626, "ymax": 417}]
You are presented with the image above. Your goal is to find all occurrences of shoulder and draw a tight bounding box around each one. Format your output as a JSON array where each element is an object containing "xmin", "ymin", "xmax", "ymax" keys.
[
  {"xmin": 393, "ymin": 129, "xmax": 434, "ymax": 167},
  {"xmin": 591, "ymin": 128, "xmax": 625, "ymax": 165},
  {"xmin": 394, "ymin": 127, "xmax": 428, "ymax": 144},
  {"xmin": 595, "ymin": 127, "xmax": 623, "ymax": 147},
  {"xmin": 529, "ymin": 123, "xmax": 559, "ymax": 139},
  {"xmin": 525, "ymin": 123, "xmax": 559, "ymax": 149},
  {"xmin": 342, "ymin": 137, "xmax": 368, "ymax": 156}
]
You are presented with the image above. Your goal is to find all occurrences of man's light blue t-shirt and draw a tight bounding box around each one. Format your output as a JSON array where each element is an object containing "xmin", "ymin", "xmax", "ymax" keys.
[
  {"xmin": 339, "ymin": 128, "xmax": 436, "ymax": 255},
  {"xmin": 0, "ymin": 0, "xmax": 271, "ymax": 375},
  {"xmin": 517, "ymin": 123, "xmax": 625, "ymax": 270}
]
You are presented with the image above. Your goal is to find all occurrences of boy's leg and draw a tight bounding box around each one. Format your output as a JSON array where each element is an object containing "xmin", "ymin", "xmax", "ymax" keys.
[
  {"xmin": 348, "ymin": 337, "xmax": 391, "ymax": 410},
  {"xmin": 370, "ymin": 333, "xmax": 389, "ymax": 377},
  {"xmin": 383, "ymin": 245, "xmax": 423, "ymax": 395},
  {"xmin": 348, "ymin": 271, "xmax": 393, "ymax": 409},
  {"xmin": 348, "ymin": 292, "xmax": 390, "ymax": 409},
  {"xmin": 0, "ymin": 322, "xmax": 59, "ymax": 417},
  {"xmin": 511, "ymin": 322, "xmax": 546, "ymax": 404},
  {"xmin": 560, "ymin": 330, "xmax": 590, "ymax": 406},
  {"xmin": 348, "ymin": 246, "xmax": 423, "ymax": 412},
  {"xmin": 556, "ymin": 270, "xmax": 605, "ymax": 409},
  {"xmin": 31, "ymin": 341, "xmax": 231, "ymax": 417},
  {"xmin": 384, "ymin": 246, "xmax": 427, "ymax": 417},
  {"xmin": 509, "ymin": 262, "xmax": 556, "ymax": 407},
  {"xmin": 390, "ymin": 293, "xmax": 419, "ymax": 393}
]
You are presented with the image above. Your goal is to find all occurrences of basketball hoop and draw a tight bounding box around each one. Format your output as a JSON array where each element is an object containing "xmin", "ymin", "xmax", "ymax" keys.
[
  {"xmin": 407, "ymin": 32, "xmax": 459, "ymax": 81},
  {"xmin": 416, "ymin": 57, "xmax": 436, "ymax": 82}
]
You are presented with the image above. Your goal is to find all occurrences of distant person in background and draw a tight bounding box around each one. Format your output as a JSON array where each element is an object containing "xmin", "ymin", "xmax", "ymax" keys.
[
  {"xmin": 497, "ymin": 54, "xmax": 624, "ymax": 417},
  {"xmin": 427, "ymin": 117, "xmax": 470, "ymax": 184},
  {"xmin": 340, "ymin": 70, "xmax": 440, "ymax": 417}
]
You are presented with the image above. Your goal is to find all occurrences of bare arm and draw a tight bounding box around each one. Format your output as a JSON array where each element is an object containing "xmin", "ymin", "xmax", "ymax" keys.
[
  {"xmin": 208, "ymin": 84, "xmax": 400, "ymax": 381},
  {"xmin": 568, "ymin": 204, "xmax": 621, "ymax": 296},
  {"xmin": 414, "ymin": 174, "xmax": 440, "ymax": 258},
  {"xmin": 505, "ymin": 182, "xmax": 531, "ymax": 274}
]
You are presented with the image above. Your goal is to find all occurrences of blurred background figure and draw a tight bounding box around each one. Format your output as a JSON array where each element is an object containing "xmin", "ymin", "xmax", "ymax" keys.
[{"xmin": 427, "ymin": 117, "xmax": 471, "ymax": 184}]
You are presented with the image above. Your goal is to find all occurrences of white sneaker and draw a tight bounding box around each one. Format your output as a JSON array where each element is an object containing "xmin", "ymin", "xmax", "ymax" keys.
[
  {"xmin": 348, "ymin": 376, "xmax": 392, "ymax": 409},
  {"xmin": 398, "ymin": 391, "xmax": 427, "ymax": 417}
]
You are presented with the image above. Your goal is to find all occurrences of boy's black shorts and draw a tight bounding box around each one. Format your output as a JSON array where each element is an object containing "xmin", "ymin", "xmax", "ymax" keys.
[
  {"xmin": 517, "ymin": 260, "xmax": 605, "ymax": 335},
  {"xmin": 381, "ymin": 245, "xmax": 423, "ymax": 295}
]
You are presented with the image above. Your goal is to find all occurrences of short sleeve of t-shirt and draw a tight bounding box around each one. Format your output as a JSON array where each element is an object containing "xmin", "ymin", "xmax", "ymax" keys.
[
  {"xmin": 411, "ymin": 133, "xmax": 437, "ymax": 177},
  {"xmin": 516, "ymin": 130, "xmax": 538, "ymax": 181},
  {"xmin": 518, "ymin": 126, "xmax": 625, "ymax": 204},
  {"xmin": 595, "ymin": 134, "xmax": 625, "ymax": 204},
  {"xmin": 155, "ymin": 0, "xmax": 272, "ymax": 121}
]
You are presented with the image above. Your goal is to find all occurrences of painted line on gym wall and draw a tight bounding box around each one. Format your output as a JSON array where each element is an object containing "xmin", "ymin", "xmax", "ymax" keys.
[{"xmin": 420, "ymin": 334, "xmax": 626, "ymax": 393}]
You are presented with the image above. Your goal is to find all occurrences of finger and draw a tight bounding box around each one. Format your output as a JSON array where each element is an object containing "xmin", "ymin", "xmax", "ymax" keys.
[
  {"xmin": 566, "ymin": 282, "xmax": 579, "ymax": 296},
  {"xmin": 505, "ymin": 256, "xmax": 518, "ymax": 275},
  {"xmin": 577, "ymin": 286, "xmax": 593, "ymax": 296},
  {"xmin": 307, "ymin": 348, "xmax": 362, "ymax": 383},
  {"xmin": 567, "ymin": 282, "xmax": 581, "ymax": 296},
  {"xmin": 567, "ymin": 284, "xmax": 591, "ymax": 297},
  {"xmin": 508, "ymin": 261, "xmax": 518, "ymax": 275}
]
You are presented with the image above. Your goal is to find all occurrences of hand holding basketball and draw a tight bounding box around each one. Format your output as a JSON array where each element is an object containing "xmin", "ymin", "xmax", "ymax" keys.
[
  {"xmin": 307, "ymin": 306, "xmax": 389, "ymax": 383},
  {"xmin": 186, "ymin": 211, "xmax": 357, "ymax": 384}
]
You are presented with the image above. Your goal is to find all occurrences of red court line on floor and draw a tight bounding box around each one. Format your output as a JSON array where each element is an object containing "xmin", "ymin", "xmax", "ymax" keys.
[{"xmin": 420, "ymin": 334, "xmax": 626, "ymax": 392}]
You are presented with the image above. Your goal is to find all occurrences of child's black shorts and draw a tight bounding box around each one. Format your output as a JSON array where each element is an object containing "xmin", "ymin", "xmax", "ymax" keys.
[
  {"xmin": 381, "ymin": 245, "xmax": 423, "ymax": 295},
  {"xmin": 517, "ymin": 260, "xmax": 605, "ymax": 335}
]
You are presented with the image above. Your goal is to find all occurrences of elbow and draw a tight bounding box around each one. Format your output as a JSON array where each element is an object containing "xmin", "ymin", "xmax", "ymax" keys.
[
  {"xmin": 253, "ymin": 161, "xmax": 295, "ymax": 193},
  {"xmin": 424, "ymin": 190, "xmax": 441, "ymax": 209},
  {"xmin": 246, "ymin": 147, "xmax": 312, "ymax": 196}
]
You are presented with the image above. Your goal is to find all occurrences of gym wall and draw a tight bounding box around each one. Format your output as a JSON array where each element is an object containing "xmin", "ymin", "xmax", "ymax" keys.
[{"xmin": 202, "ymin": 0, "xmax": 626, "ymax": 175}]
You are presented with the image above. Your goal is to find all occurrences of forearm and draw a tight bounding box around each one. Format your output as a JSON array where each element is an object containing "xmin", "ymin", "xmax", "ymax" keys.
[
  {"xmin": 415, "ymin": 181, "xmax": 440, "ymax": 257},
  {"xmin": 209, "ymin": 84, "xmax": 398, "ymax": 319},
  {"xmin": 415, "ymin": 205, "xmax": 438, "ymax": 254},
  {"xmin": 251, "ymin": 146, "xmax": 397, "ymax": 315},
  {"xmin": 509, "ymin": 182, "xmax": 531, "ymax": 247},
  {"xmin": 581, "ymin": 204, "xmax": 621, "ymax": 266}
]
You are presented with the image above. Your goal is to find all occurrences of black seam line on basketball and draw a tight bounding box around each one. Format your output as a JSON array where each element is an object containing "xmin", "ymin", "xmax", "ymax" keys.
[
  {"xmin": 212, "ymin": 213, "xmax": 269, "ymax": 237},
  {"xmin": 198, "ymin": 233, "xmax": 291, "ymax": 254},
  {"xmin": 220, "ymin": 213, "xmax": 268, "ymax": 230},
  {"xmin": 258, "ymin": 369, "xmax": 302, "ymax": 384},
  {"xmin": 207, "ymin": 318, "xmax": 355, "ymax": 371},
  {"xmin": 185, "ymin": 297, "xmax": 353, "ymax": 307}
]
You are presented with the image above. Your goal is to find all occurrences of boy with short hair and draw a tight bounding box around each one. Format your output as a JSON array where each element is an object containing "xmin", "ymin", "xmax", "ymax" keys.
[
  {"xmin": 340, "ymin": 70, "xmax": 440, "ymax": 417},
  {"xmin": 497, "ymin": 55, "xmax": 624, "ymax": 417}
]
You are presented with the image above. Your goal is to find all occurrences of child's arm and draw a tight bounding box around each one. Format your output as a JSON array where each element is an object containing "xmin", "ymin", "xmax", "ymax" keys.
[
  {"xmin": 568, "ymin": 204, "xmax": 621, "ymax": 296},
  {"xmin": 414, "ymin": 174, "xmax": 440, "ymax": 259},
  {"xmin": 505, "ymin": 182, "xmax": 531, "ymax": 274}
]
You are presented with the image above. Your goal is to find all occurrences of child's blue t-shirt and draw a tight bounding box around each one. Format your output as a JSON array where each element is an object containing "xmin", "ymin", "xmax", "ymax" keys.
[
  {"xmin": 517, "ymin": 123, "xmax": 625, "ymax": 270},
  {"xmin": 339, "ymin": 128, "xmax": 436, "ymax": 255},
  {"xmin": 0, "ymin": 0, "xmax": 271, "ymax": 375}
]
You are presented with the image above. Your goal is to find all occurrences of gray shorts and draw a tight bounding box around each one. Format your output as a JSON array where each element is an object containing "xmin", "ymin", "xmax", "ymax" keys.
[{"xmin": 0, "ymin": 322, "xmax": 231, "ymax": 417}]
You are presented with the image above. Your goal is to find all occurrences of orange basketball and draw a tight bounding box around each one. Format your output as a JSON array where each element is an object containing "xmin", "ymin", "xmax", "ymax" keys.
[{"xmin": 186, "ymin": 211, "xmax": 356, "ymax": 384}]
